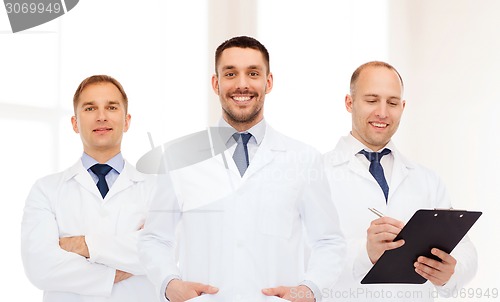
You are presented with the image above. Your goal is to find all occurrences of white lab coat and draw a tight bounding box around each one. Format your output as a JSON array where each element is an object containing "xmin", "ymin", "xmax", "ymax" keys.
[
  {"xmin": 139, "ymin": 125, "xmax": 346, "ymax": 302},
  {"xmin": 322, "ymin": 136, "xmax": 478, "ymax": 302},
  {"xmin": 21, "ymin": 160, "xmax": 157, "ymax": 302}
]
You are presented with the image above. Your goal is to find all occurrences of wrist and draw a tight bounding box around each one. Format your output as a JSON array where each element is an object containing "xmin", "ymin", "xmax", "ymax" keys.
[{"xmin": 165, "ymin": 278, "xmax": 181, "ymax": 301}]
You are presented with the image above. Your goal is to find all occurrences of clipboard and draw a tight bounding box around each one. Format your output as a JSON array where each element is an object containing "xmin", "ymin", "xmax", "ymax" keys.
[{"xmin": 361, "ymin": 209, "xmax": 481, "ymax": 284}]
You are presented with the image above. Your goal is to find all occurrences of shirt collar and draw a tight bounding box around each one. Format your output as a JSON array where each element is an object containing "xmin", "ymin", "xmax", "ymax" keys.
[
  {"xmin": 347, "ymin": 132, "xmax": 394, "ymax": 154},
  {"xmin": 218, "ymin": 118, "xmax": 266, "ymax": 146},
  {"xmin": 81, "ymin": 152, "xmax": 125, "ymax": 174}
]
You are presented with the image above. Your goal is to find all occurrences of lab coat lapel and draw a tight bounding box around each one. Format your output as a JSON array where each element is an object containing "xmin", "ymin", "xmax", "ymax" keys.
[
  {"xmin": 65, "ymin": 160, "xmax": 145, "ymax": 201},
  {"xmin": 242, "ymin": 126, "xmax": 286, "ymax": 180},
  {"xmin": 388, "ymin": 148, "xmax": 413, "ymax": 200},
  {"xmin": 105, "ymin": 161, "xmax": 145, "ymax": 200},
  {"xmin": 66, "ymin": 160, "xmax": 103, "ymax": 199},
  {"xmin": 330, "ymin": 137, "xmax": 376, "ymax": 183}
]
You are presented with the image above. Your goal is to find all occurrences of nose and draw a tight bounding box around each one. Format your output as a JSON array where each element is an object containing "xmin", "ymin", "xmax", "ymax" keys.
[
  {"xmin": 375, "ymin": 102, "xmax": 388, "ymax": 119},
  {"xmin": 96, "ymin": 108, "xmax": 107, "ymax": 122},
  {"xmin": 236, "ymin": 74, "xmax": 249, "ymax": 90}
]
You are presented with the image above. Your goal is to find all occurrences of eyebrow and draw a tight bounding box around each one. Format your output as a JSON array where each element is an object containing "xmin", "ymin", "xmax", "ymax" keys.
[
  {"xmin": 363, "ymin": 94, "xmax": 401, "ymax": 100},
  {"xmin": 107, "ymin": 100, "xmax": 121, "ymax": 106},
  {"xmin": 221, "ymin": 65, "xmax": 264, "ymax": 71},
  {"xmin": 81, "ymin": 100, "xmax": 122, "ymax": 107}
]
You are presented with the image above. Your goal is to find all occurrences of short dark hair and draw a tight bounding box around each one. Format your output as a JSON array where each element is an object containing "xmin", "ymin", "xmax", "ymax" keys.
[
  {"xmin": 214, "ymin": 36, "xmax": 270, "ymax": 75},
  {"xmin": 350, "ymin": 61, "xmax": 404, "ymax": 97},
  {"xmin": 73, "ymin": 75, "xmax": 128, "ymax": 114}
]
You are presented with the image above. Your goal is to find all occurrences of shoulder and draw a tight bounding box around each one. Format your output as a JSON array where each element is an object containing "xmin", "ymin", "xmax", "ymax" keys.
[
  {"xmin": 123, "ymin": 160, "xmax": 158, "ymax": 183},
  {"xmin": 394, "ymin": 149, "xmax": 445, "ymax": 184},
  {"xmin": 267, "ymin": 126, "xmax": 320, "ymax": 156},
  {"xmin": 322, "ymin": 137, "xmax": 351, "ymax": 167},
  {"xmin": 28, "ymin": 162, "xmax": 81, "ymax": 196}
]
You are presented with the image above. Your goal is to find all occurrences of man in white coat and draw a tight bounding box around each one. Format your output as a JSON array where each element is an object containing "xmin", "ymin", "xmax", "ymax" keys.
[
  {"xmin": 323, "ymin": 61, "xmax": 477, "ymax": 301},
  {"xmin": 21, "ymin": 75, "xmax": 157, "ymax": 301},
  {"xmin": 139, "ymin": 36, "xmax": 345, "ymax": 302}
]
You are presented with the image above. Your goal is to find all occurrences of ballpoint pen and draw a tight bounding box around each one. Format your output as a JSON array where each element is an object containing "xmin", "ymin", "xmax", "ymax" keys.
[{"xmin": 368, "ymin": 207, "xmax": 384, "ymax": 218}]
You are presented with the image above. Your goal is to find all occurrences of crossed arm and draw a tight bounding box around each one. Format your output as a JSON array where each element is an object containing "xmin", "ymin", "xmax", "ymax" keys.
[{"xmin": 59, "ymin": 236, "xmax": 133, "ymax": 283}]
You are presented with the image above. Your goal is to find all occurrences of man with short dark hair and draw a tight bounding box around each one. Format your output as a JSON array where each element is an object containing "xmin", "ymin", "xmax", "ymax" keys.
[{"xmin": 139, "ymin": 36, "xmax": 345, "ymax": 302}]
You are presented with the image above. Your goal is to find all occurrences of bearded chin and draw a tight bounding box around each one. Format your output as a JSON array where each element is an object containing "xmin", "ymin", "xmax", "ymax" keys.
[{"xmin": 224, "ymin": 107, "xmax": 262, "ymax": 124}]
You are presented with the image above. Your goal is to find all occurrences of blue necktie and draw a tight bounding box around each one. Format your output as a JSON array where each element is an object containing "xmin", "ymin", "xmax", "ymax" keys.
[
  {"xmin": 232, "ymin": 133, "xmax": 252, "ymax": 176},
  {"xmin": 90, "ymin": 164, "xmax": 113, "ymax": 198},
  {"xmin": 359, "ymin": 148, "xmax": 391, "ymax": 202}
]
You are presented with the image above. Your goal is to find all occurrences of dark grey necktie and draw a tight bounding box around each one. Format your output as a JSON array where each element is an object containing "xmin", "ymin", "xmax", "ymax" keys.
[
  {"xmin": 359, "ymin": 148, "xmax": 391, "ymax": 202},
  {"xmin": 232, "ymin": 133, "xmax": 252, "ymax": 176}
]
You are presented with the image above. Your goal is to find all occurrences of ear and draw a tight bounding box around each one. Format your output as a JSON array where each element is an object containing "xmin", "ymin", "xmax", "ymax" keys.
[
  {"xmin": 265, "ymin": 72, "xmax": 273, "ymax": 94},
  {"xmin": 211, "ymin": 74, "xmax": 219, "ymax": 95},
  {"xmin": 123, "ymin": 114, "xmax": 131, "ymax": 133},
  {"xmin": 71, "ymin": 116, "xmax": 79, "ymax": 133},
  {"xmin": 345, "ymin": 94, "xmax": 354, "ymax": 113},
  {"xmin": 402, "ymin": 99, "xmax": 406, "ymax": 110}
]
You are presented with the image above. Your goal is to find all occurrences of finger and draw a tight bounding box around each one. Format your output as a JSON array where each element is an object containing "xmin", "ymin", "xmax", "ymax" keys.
[
  {"xmin": 414, "ymin": 265, "xmax": 446, "ymax": 286},
  {"xmin": 384, "ymin": 239, "xmax": 405, "ymax": 250},
  {"xmin": 371, "ymin": 216, "xmax": 405, "ymax": 228},
  {"xmin": 370, "ymin": 231, "xmax": 401, "ymax": 243},
  {"xmin": 368, "ymin": 223, "xmax": 403, "ymax": 237},
  {"xmin": 431, "ymin": 248, "xmax": 457, "ymax": 265},
  {"xmin": 368, "ymin": 238, "xmax": 404, "ymax": 252},
  {"xmin": 414, "ymin": 257, "xmax": 452, "ymax": 284},
  {"xmin": 262, "ymin": 286, "xmax": 286, "ymax": 297},
  {"xmin": 193, "ymin": 283, "xmax": 219, "ymax": 295},
  {"xmin": 416, "ymin": 256, "xmax": 443, "ymax": 271}
]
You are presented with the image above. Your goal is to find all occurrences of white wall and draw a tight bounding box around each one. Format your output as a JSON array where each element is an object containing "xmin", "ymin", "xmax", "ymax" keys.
[{"xmin": 388, "ymin": 1, "xmax": 500, "ymax": 299}]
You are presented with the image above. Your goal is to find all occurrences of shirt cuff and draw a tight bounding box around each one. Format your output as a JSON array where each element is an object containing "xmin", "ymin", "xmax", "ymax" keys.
[
  {"xmin": 161, "ymin": 275, "xmax": 181, "ymax": 301},
  {"xmin": 300, "ymin": 280, "xmax": 321, "ymax": 302}
]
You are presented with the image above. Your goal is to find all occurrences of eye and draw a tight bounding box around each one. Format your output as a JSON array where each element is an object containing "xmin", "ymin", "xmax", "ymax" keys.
[
  {"xmin": 388, "ymin": 100, "xmax": 399, "ymax": 106},
  {"xmin": 249, "ymin": 71, "xmax": 259, "ymax": 77},
  {"xmin": 108, "ymin": 106, "xmax": 118, "ymax": 110},
  {"xmin": 84, "ymin": 107, "xmax": 95, "ymax": 111},
  {"xmin": 224, "ymin": 72, "xmax": 235, "ymax": 78}
]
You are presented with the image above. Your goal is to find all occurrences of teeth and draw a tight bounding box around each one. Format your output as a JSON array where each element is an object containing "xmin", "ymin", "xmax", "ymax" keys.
[
  {"xmin": 233, "ymin": 96, "xmax": 251, "ymax": 102},
  {"xmin": 371, "ymin": 122, "xmax": 387, "ymax": 128}
]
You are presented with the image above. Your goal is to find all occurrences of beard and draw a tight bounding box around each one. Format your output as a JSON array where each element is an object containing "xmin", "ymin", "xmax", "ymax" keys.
[{"xmin": 223, "ymin": 105, "xmax": 262, "ymax": 125}]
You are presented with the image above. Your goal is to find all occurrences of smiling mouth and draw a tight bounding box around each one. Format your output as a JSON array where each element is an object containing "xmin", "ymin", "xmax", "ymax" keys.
[
  {"xmin": 231, "ymin": 95, "xmax": 254, "ymax": 103},
  {"xmin": 93, "ymin": 127, "xmax": 112, "ymax": 133},
  {"xmin": 370, "ymin": 122, "xmax": 388, "ymax": 128}
]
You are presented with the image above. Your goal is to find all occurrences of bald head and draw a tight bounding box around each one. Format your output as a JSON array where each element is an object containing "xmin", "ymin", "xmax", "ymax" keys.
[{"xmin": 350, "ymin": 61, "xmax": 404, "ymax": 98}]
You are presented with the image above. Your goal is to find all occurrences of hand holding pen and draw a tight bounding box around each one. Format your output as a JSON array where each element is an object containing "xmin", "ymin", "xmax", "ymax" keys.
[{"xmin": 366, "ymin": 208, "xmax": 405, "ymax": 264}]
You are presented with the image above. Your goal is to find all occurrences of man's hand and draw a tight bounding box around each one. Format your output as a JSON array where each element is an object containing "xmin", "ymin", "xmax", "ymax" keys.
[
  {"xmin": 366, "ymin": 216, "xmax": 405, "ymax": 264},
  {"xmin": 262, "ymin": 285, "xmax": 315, "ymax": 302},
  {"xmin": 414, "ymin": 248, "xmax": 456, "ymax": 286},
  {"xmin": 114, "ymin": 270, "xmax": 133, "ymax": 283},
  {"xmin": 165, "ymin": 279, "xmax": 219, "ymax": 302},
  {"xmin": 59, "ymin": 236, "xmax": 90, "ymax": 258}
]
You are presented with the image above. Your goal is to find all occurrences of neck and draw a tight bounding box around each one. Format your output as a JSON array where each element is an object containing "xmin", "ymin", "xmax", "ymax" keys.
[
  {"xmin": 224, "ymin": 116, "xmax": 263, "ymax": 132},
  {"xmin": 85, "ymin": 149, "xmax": 120, "ymax": 164}
]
